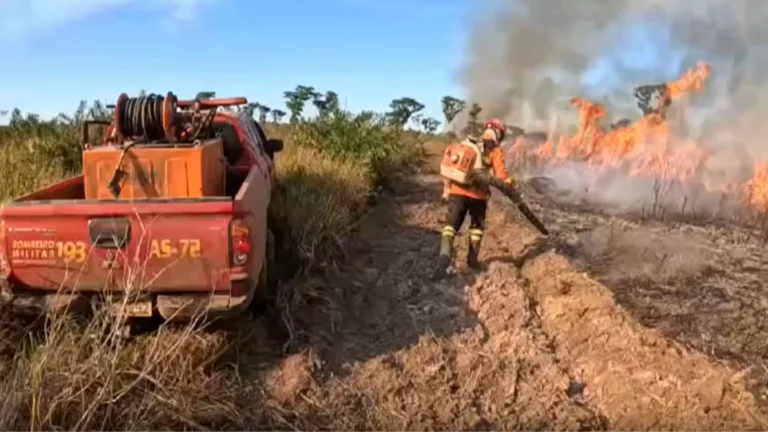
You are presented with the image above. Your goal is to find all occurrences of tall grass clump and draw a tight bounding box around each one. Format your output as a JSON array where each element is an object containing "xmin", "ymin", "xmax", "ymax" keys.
[{"xmin": 272, "ymin": 144, "xmax": 370, "ymax": 271}]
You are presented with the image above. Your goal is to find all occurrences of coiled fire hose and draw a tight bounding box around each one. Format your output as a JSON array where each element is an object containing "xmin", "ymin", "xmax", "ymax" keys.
[
  {"xmin": 117, "ymin": 94, "xmax": 168, "ymax": 140},
  {"xmin": 107, "ymin": 94, "xmax": 171, "ymax": 197}
]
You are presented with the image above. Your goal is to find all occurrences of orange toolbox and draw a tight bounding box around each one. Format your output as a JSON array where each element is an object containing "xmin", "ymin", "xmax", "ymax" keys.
[{"xmin": 83, "ymin": 138, "xmax": 226, "ymax": 200}]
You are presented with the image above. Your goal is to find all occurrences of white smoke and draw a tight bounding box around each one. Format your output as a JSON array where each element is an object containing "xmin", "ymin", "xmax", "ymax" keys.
[{"xmin": 458, "ymin": 0, "xmax": 768, "ymax": 213}]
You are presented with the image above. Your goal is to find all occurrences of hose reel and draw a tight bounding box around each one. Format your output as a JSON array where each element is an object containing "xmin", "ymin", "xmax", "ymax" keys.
[{"xmin": 113, "ymin": 92, "xmax": 178, "ymax": 143}]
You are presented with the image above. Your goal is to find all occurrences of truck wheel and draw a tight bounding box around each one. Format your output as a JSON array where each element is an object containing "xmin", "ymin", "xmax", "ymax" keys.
[
  {"xmin": 252, "ymin": 227, "xmax": 291, "ymax": 342},
  {"xmin": 251, "ymin": 228, "xmax": 278, "ymax": 311},
  {"xmin": 264, "ymin": 228, "xmax": 279, "ymax": 298},
  {"xmin": 268, "ymin": 207, "xmax": 299, "ymax": 280}
]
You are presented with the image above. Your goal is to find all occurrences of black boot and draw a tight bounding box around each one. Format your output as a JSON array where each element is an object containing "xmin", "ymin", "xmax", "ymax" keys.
[{"xmin": 467, "ymin": 230, "xmax": 483, "ymax": 270}]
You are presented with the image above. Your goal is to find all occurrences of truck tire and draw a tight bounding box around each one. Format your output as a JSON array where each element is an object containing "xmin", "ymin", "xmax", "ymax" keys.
[
  {"xmin": 254, "ymin": 226, "xmax": 292, "ymax": 343},
  {"xmin": 252, "ymin": 228, "xmax": 278, "ymax": 311},
  {"xmin": 267, "ymin": 206, "xmax": 299, "ymax": 280},
  {"xmin": 264, "ymin": 228, "xmax": 279, "ymax": 298}
]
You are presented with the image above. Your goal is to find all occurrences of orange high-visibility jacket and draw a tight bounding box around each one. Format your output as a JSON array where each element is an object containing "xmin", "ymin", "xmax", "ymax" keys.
[{"xmin": 445, "ymin": 141, "xmax": 510, "ymax": 200}]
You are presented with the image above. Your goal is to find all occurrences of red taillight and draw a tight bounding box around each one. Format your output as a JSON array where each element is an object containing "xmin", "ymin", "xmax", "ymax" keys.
[
  {"xmin": 233, "ymin": 238, "xmax": 250, "ymax": 254},
  {"xmin": 229, "ymin": 219, "xmax": 250, "ymax": 266}
]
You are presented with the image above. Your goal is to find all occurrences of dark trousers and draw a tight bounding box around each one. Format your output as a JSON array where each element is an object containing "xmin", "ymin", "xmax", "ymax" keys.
[{"xmin": 441, "ymin": 195, "xmax": 487, "ymax": 241}]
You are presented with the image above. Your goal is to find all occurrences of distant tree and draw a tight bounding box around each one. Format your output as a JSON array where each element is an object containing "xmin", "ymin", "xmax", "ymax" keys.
[
  {"xmin": 138, "ymin": 89, "xmax": 148, "ymax": 97},
  {"xmin": 88, "ymin": 100, "xmax": 111, "ymax": 120},
  {"xmin": 271, "ymin": 109, "xmax": 287, "ymax": 123},
  {"xmin": 244, "ymin": 102, "xmax": 260, "ymax": 118},
  {"xmin": 421, "ymin": 117, "xmax": 441, "ymax": 134},
  {"xmin": 72, "ymin": 100, "xmax": 88, "ymax": 123},
  {"xmin": 0, "ymin": 109, "xmax": 8, "ymax": 117},
  {"xmin": 257, "ymin": 105, "xmax": 271, "ymax": 124},
  {"xmin": 282, "ymin": 91, "xmax": 300, "ymax": 122},
  {"xmin": 410, "ymin": 113, "xmax": 424, "ymax": 130},
  {"xmin": 9, "ymin": 108, "xmax": 23, "ymax": 127},
  {"xmin": 387, "ymin": 97, "xmax": 425, "ymax": 128},
  {"xmin": 311, "ymin": 92, "xmax": 327, "ymax": 114},
  {"xmin": 440, "ymin": 96, "xmax": 466, "ymax": 126},
  {"xmin": 324, "ymin": 91, "xmax": 339, "ymax": 113},
  {"xmin": 311, "ymin": 90, "xmax": 340, "ymax": 117},
  {"xmin": 283, "ymin": 85, "xmax": 316, "ymax": 123},
  {"xmin": 25, "ymin": 113, "xmax": 40, "ymax": 126},
  {"xmin": 464, "ymin": 102, "xmax": 483, "ymax": 137}
]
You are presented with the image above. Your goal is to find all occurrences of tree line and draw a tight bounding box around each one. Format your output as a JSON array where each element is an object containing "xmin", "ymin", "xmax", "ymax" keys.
[
  {"xmin": 1, "ymin": 87, "xmax": 487, "ymax": 136},
  {"xmin": 242, "ymin": 86, "xmax": 477, "ymax": 135}
]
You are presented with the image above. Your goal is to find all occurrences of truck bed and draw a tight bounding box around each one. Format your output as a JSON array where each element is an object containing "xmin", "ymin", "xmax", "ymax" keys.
[{"xmin": 0, "ymin": 167, "xmax": 267, "ymax": 298}]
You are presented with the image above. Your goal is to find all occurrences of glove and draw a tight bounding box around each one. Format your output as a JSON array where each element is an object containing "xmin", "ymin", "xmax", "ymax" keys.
[{"xmin": 504, "ymin": 177, "xmax": 517, "ymax": 188}]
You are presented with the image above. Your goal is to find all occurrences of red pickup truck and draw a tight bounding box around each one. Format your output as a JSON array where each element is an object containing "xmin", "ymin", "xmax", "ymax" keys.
[{"xmin": 0, "ymin": 93, "xmax": 284, "ymax": 322}]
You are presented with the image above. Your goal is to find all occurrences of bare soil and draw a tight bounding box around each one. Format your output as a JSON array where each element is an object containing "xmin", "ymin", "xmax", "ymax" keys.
[
  {"xmin": 523, "ymin": 175, "xmax": 768, "ymax": 414},
  {"xmin": 251, "ymin": 153, "xmax": 768, "ymax": 429}
]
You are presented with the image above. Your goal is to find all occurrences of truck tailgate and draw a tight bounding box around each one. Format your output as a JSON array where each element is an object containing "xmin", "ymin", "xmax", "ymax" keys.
[{"xmin": 1, "ymin": 200, "xmax": 234, "ymax": 293}]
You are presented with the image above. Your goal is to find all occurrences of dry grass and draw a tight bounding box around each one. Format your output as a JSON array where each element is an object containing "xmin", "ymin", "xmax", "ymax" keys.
[
  {"xmin": 0, "ymin": 103, "xmax": 427, "ymax": 430},
  {"xmin": 0, "ymin": 223, "xmax": 261, "ymax": 431},
  {"xmin": 0, "ymin": 313, "xmax": 247, "ymax": 431},
  {"xmin": 272, "ymin": 144, "xmax": 370, "ymax": 271},
  {"xmin": 0, "ymin": 131, "xmax": 81, "ymax": 203}
]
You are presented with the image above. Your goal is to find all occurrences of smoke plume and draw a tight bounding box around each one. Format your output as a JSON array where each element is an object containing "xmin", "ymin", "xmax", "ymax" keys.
[{"xmin": 458, "ymin": 0, "xmax": 768, "ymax": 212}]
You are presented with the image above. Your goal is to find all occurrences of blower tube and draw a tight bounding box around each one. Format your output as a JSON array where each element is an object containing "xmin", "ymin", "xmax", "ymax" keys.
[{"xmin": 470, "ymin": 172, "xmax": 550, "ymax": 236}]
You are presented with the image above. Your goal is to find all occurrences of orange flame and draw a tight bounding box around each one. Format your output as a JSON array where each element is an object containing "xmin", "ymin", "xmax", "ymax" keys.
[
  {"xmin": 507, "ymin": 62, "xmax": 768, "ymax": 213},
  {"xmin": 748, "ymin": 162, "xmax": 768, "ymax": 212}
]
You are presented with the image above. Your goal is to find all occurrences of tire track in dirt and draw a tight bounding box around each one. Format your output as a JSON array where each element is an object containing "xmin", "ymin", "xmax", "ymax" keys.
[
  {"xmin": 267, "ymin": 173, "xmax": 605, "ymax": 429},
  {"xmin": 264, "ymin": 166, "xmax": 768, "ymax": 430}
]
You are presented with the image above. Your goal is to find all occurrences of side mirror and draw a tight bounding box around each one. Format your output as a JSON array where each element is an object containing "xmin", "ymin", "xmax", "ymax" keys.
[{"xmin": 265, "ymin": 138, "xmax": 284, "ymax": 154}]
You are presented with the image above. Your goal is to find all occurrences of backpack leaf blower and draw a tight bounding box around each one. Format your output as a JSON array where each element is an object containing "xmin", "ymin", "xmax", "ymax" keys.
[{"xmin": 440, "ymin": 141, "xmax": 549, "ymax": 236}]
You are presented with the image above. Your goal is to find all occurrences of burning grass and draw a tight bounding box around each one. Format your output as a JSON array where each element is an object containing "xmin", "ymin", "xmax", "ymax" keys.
[
  {"xmin": 505, "ymin": 62, "xmax": 768, "ymax": 237},
  {"xmin": 497, "ymin": 58, "xmax": 768, "ymax": 402}
]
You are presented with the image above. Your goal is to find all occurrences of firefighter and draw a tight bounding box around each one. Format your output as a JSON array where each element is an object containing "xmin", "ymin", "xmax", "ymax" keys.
[{"xmin": 438, "ymin": 118, "xmax": 515, "ymax": 273}]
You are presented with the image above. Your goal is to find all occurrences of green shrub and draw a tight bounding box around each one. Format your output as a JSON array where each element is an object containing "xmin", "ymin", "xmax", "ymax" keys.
[{"xmin": 289, "ymin": 108, "xmax": 414, "ymax": 183}]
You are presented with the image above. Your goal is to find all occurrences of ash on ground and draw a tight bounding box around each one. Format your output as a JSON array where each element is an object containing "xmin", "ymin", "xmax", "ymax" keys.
[{"xmin": 521, "ymin": 175, "xmax": 768, "ymax": 404}]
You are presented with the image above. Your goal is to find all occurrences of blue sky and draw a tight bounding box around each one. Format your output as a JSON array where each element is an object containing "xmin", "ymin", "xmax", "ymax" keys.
[{"xmin": 0, "ymin": 0, "xmax": 472, "ymax": 122}]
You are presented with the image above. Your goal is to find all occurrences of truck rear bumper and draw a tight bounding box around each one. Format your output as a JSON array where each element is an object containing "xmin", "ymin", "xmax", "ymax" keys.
[{"xmin": 0, "ymin": 277, "xmax": 255, "ymax": 322}]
